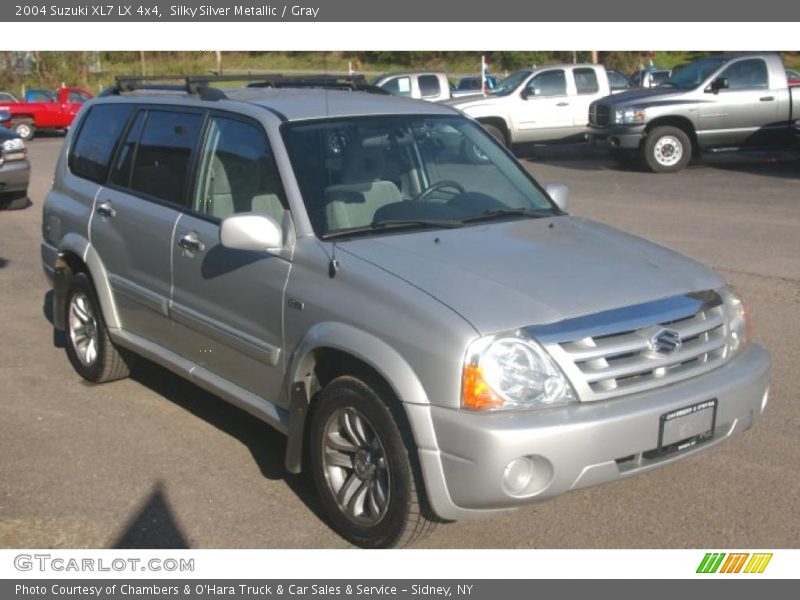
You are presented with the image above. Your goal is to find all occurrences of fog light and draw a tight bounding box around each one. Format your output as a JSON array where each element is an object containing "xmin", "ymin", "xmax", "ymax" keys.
[
  {"xmin": 503, "ymin": 457, "xmax": 534, "ymax": 494},
  {"xmin": 761, "ymin": 387, "xmax": 769, "ymax": 414}
]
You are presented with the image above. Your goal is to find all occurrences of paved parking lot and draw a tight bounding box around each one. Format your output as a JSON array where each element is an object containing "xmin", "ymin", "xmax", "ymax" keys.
[{"xmin": 1, "ymin": 137, "xmax": 798, "ymax": 548}]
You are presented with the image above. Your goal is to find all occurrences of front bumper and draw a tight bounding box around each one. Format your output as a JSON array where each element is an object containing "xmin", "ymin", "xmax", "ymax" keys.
[
  {"xmin": 0, "ymin": 158, "xmax": 31, "ymax": 195},
  {"xmin": 586, "ymin": 124, "xmax": 646, "ymax": 150},
  {"xmin": 409, "ymin": 344, "xmax": 770, "ymax": 521}
]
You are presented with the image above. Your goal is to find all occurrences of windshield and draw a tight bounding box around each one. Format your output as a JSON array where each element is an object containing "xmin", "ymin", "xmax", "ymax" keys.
[
  {"xmin": 662, "ymin": 58, "xmax": 728, "ymax": 89},
  {"xmin": 283, "ymin": 115, "xmax": 557, "ymax": 239},
  {"xmin": 490, "ymin": 70, "xmax": 532, "ymax": 97}
]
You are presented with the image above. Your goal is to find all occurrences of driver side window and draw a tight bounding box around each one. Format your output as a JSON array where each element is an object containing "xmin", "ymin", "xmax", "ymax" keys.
[
  {"xmin": 526, "ymin": 70, "xmax": 567, "ymax": 97},
  {"xmin": 719, "ymin": 59, "xmax": 769, "ymax": 90}
]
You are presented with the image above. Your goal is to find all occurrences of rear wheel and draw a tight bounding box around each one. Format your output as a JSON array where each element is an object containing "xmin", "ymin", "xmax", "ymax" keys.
[
  {"xmin": 309, "ymin": 375, "xmax": 437, "ymax": 548},
  {"xmin": 643, "ymin": 126, "xmax": 692, "ymax": 173},
  {"xmin": 64, "ymin": 273, "xmax": 131, "ymax": 383}
]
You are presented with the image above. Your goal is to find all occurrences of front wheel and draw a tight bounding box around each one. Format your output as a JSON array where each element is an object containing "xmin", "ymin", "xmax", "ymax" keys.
[
  {"xmin": 64, "ymin": 273, "xmax": 131, "ymax": 383},
  {"xmin": 12, "ymin": 119, "xmax": 35, "ymax": 141},
  {"xmin": 309, "ymin": 376, "xmax": 437, "ymax": 548},
  {"xmin": 643, "ymin": 126, "xmax": 692, "ymax": 173}
]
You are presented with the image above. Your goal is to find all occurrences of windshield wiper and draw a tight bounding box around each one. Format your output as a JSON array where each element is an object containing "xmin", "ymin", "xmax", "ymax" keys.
[
  {"xmin": 321, "ymin": 218, "xmax": 464, "ymax": 240},
  {"xmin": 458, "ymin": 208, "xmax": 554, "ymax": 224}
]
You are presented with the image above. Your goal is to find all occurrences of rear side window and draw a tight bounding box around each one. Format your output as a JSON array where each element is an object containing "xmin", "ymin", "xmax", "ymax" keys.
[
  {"xmin": 418, "ymin": 75, "xmax": 441, "ymax": 98},
  {"xmin": 574, "ymin": 68, "xmax": 600, "ymax": 94},
  {"xmin": 69, "ymin": 104, "xmax": 134, "ymax": 184},
  {"xmin": 129, "ymin": 110, "xmax": 203, "ymax": 205}
]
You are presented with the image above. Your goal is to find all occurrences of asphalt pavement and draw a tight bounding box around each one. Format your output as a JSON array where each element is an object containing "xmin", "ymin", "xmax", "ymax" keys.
[{"xmin": 1, "ymin": 137, "xmax": 798, "ymax": 548}]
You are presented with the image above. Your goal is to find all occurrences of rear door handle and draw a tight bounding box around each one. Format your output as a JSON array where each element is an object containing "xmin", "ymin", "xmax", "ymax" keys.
[
  {"xmin": 96, "ymin": 201, "xmax": 116, "ymax": 218},
  {"xmin": 556, "ymin": 102, "xmax": 570, "ymax": 107},
  {"xmin": 759, "ymin": 96, "xmax": 775, "ymax": 101},
  {"xmin": 178, "ymin": 233, "xmax": 205, "ymax": 253}
]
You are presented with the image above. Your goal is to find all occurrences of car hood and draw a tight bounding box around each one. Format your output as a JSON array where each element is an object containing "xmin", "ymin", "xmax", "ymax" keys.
[
  {"xmin": 443, "ymin": 95, "xmax": 504, "ymax": 111},
  {"xmin": 339, "ymin": 216, "xmax": 724, "ymax": 335}
]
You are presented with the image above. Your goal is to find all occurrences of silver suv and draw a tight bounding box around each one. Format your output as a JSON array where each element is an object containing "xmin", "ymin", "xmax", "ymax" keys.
[{"xmin": 41, "ymin": 75, "xmax": 771, "ymax": 548}]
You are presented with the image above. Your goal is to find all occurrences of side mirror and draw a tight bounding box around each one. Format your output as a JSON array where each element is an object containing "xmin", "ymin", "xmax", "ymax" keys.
[
  {"xmin": 708, "ymin": 77, "xmax": 729, "ymax": 93},
  {"xmin": 545, "ymin": 183, "xmax": 569, "ymax": 212},
  {"xmin": 220, "ymin": 214, "xmax": 283, "ymax": 252},
  {"xmin": 520, "ymin": 87, "xmax": 534, "ymax": 100}
]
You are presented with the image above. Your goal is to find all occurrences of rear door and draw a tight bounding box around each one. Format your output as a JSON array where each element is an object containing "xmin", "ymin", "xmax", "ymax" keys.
[
  {"xmin": 90, "ymin": 106, "xmax": 204, "ymax": 347},
  {"xmin": 170, "ymin": 113, "xmax": 291, "ymax": 405},
  {"xmin": 571, "ymin": 67, "xmax": 604, "ymax": 131}
]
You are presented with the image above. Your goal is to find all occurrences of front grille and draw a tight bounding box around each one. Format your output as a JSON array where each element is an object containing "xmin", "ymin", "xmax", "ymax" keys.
[
  {"xmin": 589, "ymin": 102, "xmax": 611, "ymax": 127},
  {"xmin": 531, "ymin": 292, "xmax": 730, "ymax": 402}
]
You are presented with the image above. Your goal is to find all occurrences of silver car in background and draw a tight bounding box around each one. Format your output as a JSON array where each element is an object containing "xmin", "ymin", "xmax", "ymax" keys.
[{"xmin": 41, "ymin": 76, "xmax": 771, "ymax": 547}]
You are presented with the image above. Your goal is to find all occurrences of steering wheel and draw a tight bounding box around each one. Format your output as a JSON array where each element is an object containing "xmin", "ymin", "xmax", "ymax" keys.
[{"xmin": 417, "ymin": 180, "xmax": 465, "ymax": 202}]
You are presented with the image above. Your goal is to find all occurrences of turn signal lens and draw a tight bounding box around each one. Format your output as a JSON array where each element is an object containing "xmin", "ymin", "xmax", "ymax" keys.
[{"xmin": 462, "ymin": 364, "xmax": 504, "ymax": 410}]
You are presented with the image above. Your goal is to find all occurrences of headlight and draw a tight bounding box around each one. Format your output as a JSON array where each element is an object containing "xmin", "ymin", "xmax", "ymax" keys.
[
  {"xmin": 2, "ymin": 138, "xmax": 25, "ymax": 153},
  {"xmin": 462, "ymin": 333, "xmax": 576, "ymax": 411},
  {"xmin": 719, "ymin": 286, "xmax": 750, "ymax": 354},
  {"xmin": 614, "ymin": 107, "xmax": 646, "ymax": 124}
]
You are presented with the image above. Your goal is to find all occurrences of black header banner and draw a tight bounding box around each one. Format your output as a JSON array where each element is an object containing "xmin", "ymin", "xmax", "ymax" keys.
[{"xmin": 3, "ymin": 0, "xmax": 799, "ymax": 22}]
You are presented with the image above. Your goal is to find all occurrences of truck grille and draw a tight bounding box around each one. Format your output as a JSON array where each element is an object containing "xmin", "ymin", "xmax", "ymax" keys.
[
  {"xmin": 589, "ymin": 102, "xmax": 611, "ymax": 127},
  {"xmin": 530, "ymin": 292, "xmax": 730, "ymax": 402}
]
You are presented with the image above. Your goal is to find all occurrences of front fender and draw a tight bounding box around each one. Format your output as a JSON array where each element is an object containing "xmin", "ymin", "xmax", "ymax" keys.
[{"xmin": 283, "ymin": 321, "xmax": 433, "ymax": 474}]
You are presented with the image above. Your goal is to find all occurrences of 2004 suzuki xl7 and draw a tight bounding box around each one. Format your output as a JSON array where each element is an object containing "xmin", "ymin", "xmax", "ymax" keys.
[{"xmin": 41, "ymin": 76, "xmax": 771, "ymax": 548}]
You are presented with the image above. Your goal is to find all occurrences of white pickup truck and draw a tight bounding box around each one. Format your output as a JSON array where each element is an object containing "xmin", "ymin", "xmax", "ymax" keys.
[{"xmin": 447, "ymin": 64, "xmax": 611, "ymax": 148}]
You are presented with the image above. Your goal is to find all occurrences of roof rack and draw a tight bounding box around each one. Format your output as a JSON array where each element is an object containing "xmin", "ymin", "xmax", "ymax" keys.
[{"xmin": 98, "ymin": 74, "xmax": 389, "ymax": 100}]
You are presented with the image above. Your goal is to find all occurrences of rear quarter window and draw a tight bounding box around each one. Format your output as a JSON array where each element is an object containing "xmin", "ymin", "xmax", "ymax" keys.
[{"xmin": 69, "ymin": 104, "xmax": 135, "ymax": 184}]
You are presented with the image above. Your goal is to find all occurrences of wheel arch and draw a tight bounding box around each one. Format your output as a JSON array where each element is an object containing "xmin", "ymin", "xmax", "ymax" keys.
[
  {"xmin": 645, "ymin": 116, "xmax": 699, "ymax": 154},
  {"xmin": 54, "ymin": 235, "xmax": 120, "ymax": 330},
  {"xmin": 284, "ymin": 322, "xmax": 430, "ymax": 474},
  {"xmin": 476, "ymin": 117, "xmax": 511, "ymax": 145}
]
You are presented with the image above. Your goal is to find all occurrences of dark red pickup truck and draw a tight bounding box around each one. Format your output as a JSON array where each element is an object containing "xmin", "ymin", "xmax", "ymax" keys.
[{"xmin": 0, "ymin": 87, "xmax": 93, "ymax": 141}]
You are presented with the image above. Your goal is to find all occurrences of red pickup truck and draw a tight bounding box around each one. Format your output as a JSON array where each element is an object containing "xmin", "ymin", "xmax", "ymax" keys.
[{"xmin": 0, "ymin": 87, "xmax": 93, "ymax": 141}]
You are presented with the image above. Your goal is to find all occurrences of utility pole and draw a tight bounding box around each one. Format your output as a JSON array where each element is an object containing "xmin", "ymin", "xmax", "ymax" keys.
[
  {"xmin": 139, "ymin": 51, "xmax": 145, "ymax": 76},
  {"xmin": 216, "ymin": 51, "xmax": 223, "ymax": 75},
  {"xmin": 591, "ymin": 50, "xmax": 599, "ymax": 64}
]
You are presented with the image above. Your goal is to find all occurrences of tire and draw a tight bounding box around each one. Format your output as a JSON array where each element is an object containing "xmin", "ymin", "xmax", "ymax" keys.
[
  {"xmin": 482, "ymin": 123, "xmax": 508, "ymax": 148},
  {"xmin": 12, "ymin": 119, "xmax": 35, "ymax": 141},
  {"xmin": 0, "ymin": 192, "xmax": 28, "ymax": 210},
  {"xmin": 643, "ymin": 126, "xmax": 692, "ymax": 173},
  {"xmin": 64, "ymin": 273, "xmax": 131, "ymax": 383},
  {"xmin": 309, "ymin": 375, "xmax": 437, "ymax": 548},
  {"xmin": 463, "ymin": 123, "xmax": 508, "ymax": 164}
]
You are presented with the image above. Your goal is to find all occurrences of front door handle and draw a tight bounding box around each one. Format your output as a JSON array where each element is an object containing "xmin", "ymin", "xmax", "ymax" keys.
[
  {"xmin": 178, "ymin": 233, "xmax": 205, "ymax": 253},
  {"xmin": 96, "ymin": 201, "xmax": 116, "ymax": 218},
  {"xmin": 759, "ymin": 96, "xmax": 775, "ymax": 102},
  {"xmin": 556, "ymin": 102, "xmax": 570, "ymax": 107}
]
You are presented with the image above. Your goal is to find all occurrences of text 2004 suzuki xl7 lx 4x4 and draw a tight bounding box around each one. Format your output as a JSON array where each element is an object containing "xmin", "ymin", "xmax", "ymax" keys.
[{"xmin": 41, "ymin": 77, "xmax": 771, "ymax": 547}]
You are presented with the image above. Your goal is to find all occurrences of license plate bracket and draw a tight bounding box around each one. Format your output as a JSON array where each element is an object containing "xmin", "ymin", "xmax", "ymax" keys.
[{"xmin": 658, "ymin": 399, "xmax": 717, "ymax": 451}]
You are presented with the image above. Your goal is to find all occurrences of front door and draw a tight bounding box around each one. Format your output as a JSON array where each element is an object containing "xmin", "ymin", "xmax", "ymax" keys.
[
  {"xmin": 698, "ymin": 58, "xmax": 780, "ymax": 148},
  {"xmin": 515, "ymin": 69, "xmax": 574, "ymax": 142},
  {"xmin": 170, "ymin": 114, "xmax": 291, "ymax": 405}
]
